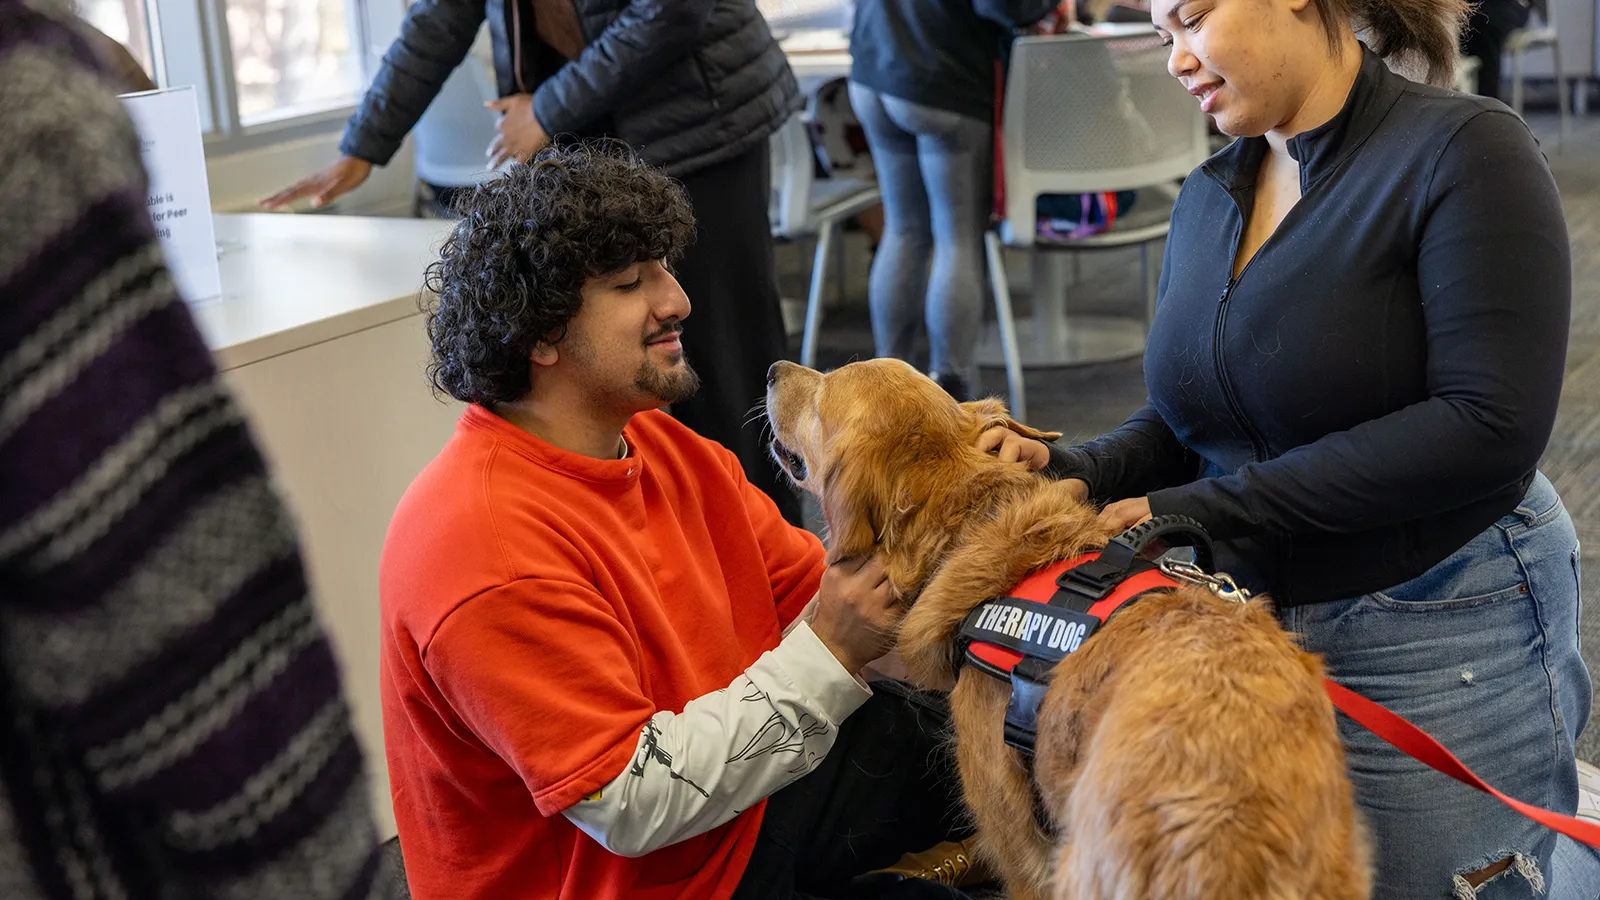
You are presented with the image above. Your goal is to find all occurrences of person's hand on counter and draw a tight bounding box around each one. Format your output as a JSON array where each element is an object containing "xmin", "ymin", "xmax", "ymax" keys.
[{"xmin": 259, "ymin": 156, "xmax": 373, "ymax": 210}]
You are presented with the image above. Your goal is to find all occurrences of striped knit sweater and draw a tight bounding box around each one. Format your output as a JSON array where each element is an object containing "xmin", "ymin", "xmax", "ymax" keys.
[{"xmin": 0, "ymin": 3, "xmax": 382, "ymax": 897}]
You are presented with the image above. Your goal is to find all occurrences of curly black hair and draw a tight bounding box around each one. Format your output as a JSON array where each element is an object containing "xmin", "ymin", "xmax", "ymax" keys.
[{"xmin": 421, "ymin": 141, "xmax": 696, "ymax": 405}]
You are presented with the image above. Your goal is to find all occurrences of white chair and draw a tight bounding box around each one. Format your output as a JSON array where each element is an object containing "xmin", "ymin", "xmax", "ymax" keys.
[
  {"xmin": 412, "ymin": 53, "xmax": 502, "ymax": 215},
  {"xmin": 1506, "ymin": 4, "xmax": 1570, "ymax": 146},
  {"xmin": 768, "ymin": 114, "xmax": 881, "ymax": 369},
  {"xmin": 985, "ymin": 32, "xmax": 1210, "ymax": 421}
]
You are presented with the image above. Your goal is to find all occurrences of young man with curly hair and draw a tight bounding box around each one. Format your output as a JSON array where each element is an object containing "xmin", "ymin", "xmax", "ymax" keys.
[
  {"xmin": 379, "ymin": 144, "xmax": 977, "ymax": 900},
  {"xmin": 263, "ymin": 0, "xmax": 806, "ymax": 526}
]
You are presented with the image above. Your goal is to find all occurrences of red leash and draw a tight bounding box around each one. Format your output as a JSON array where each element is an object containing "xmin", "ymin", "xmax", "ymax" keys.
[{"xmin": 1323, "ymin": 679, "xmax": 1600, "ymax": 848}]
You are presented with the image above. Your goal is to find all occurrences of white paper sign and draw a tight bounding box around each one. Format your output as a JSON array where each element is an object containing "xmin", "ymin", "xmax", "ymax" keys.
[{"xmin": 118, "ymin": 86, "xmax": 222, "ymax": 303}]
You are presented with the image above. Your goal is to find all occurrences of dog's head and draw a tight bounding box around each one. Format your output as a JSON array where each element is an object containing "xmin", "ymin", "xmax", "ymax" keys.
[{"xmin": 765, "ymin": 358, "xmax": 1060, "ymax": 598}]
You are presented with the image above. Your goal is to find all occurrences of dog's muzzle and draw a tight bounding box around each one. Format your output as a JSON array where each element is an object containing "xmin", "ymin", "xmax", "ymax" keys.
[{"xmin": 769, "ymin": 440, "xmax": 808, "ymax": 482}]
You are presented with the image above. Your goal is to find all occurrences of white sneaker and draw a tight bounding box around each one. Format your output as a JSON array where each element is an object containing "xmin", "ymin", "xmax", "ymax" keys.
[{"xmin": 1577, "ymin": 759, "xmax": 1600, "ymax": 824}]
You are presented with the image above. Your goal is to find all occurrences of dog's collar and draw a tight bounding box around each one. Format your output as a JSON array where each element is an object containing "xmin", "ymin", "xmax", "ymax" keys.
[{"xmin": 953, "ymin": 515, "xmax": 1217, "ymax": 757}]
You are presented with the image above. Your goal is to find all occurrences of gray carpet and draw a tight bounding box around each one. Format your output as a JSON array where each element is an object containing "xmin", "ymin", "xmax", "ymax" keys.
[{"xmin": 783, "ymin": 109, "xmax": 1600, "ymax": 763}]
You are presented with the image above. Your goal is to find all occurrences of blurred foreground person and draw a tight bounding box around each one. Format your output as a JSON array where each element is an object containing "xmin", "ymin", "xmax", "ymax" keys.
[{"xmin": 0, "ymin": 2, "xmax": 381, "ymax": 897}]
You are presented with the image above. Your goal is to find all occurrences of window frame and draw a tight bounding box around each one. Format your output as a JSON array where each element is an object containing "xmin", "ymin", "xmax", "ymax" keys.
[{"xmin": 145, "ymin": 0, "xmax": 386, "ymax": 157}]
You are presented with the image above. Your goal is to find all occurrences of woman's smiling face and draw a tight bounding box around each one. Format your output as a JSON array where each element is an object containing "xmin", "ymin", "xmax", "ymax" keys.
[{"xmin": 1153, "ymin": 0, "xmax": 1328, "ymax": 138}]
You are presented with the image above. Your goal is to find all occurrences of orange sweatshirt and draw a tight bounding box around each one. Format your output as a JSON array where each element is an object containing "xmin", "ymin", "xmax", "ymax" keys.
[{"xmin": 379, "ymin": 405, "xmax": 825, "ymax": 899}]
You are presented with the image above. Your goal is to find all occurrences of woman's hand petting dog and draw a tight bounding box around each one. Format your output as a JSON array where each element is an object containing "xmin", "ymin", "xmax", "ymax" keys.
[
  {"xmin": 1097, "ymin": 496, "xmax": 1153, "ymax": 532},
  {"xmin": 975, "ymin": 426, "xmax": 1053, "ymax": 470},
  {"xmin": 971, "ymin": 426, "xmax": 1150, "ymax": 531},
  {"xmin": 812, "ymin": 554, "xmax": 901, "ymax": 675}
]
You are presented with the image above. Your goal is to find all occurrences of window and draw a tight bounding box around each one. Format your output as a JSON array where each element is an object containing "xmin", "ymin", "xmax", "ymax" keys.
[
  {"xmin": 224, "ymin": 0, "xmax": 365, "ymax": 124},
  {"xmin": 79, "ymin": 0, "xmax": 155, "ymax": 76},
  {"xmin": 80, "ymin": 0, "xmax": 384, "ymax": 144}
]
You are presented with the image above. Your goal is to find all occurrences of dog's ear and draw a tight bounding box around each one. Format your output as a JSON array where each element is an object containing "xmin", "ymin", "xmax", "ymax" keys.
[
  {"xmin": 960, "ymin": 398, "xmax": 1063, "ymax": 442},
  {"xmin": 819, "ymin": 452, "xmax": 883, "ymax": 563}
]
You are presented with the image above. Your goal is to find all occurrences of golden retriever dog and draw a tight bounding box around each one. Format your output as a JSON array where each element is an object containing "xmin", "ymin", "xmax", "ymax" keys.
[{"xmin": 765, "ymin": 358, "xmax": 1371, "ymax": 900}]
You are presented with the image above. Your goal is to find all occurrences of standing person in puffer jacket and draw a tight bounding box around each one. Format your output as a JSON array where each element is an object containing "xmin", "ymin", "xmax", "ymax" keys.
[{"xmin": 261, "ymin": 0, "xmax": 807, "ymax": 524}]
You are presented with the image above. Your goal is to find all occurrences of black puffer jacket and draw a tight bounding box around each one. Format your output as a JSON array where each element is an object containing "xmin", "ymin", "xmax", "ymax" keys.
[{"xmin": 339, "ymin": 0, "xmax": 800, "ymax": 177}]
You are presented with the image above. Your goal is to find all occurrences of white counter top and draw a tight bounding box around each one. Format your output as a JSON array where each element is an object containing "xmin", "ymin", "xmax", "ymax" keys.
[{"xmin": 190, "ymin": 213, "xmax": 457, "ymax": 371}]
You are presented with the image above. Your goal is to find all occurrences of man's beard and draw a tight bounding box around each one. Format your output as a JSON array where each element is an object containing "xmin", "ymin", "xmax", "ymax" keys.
[{"xmin": 636, "ymin": 353, "xmax": 700, "ymax": 406}]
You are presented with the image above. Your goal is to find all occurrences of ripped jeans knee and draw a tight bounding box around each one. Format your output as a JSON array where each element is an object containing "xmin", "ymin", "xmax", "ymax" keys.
[{"xmin": 1452, "ymin": 853, "xmax": 1546, "ymax": 900}]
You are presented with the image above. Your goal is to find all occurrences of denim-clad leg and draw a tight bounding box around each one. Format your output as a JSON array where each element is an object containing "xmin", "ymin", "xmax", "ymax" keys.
[
  {"xmin": 849, "ymin": 83, "xmax": 931, "ymax": 366},
  {"xmin": 847, "ymin": 84, "xmax": 992, "ymax": 384},
  {"xmin": 1280, "ymin": 473, "xmax": 1591, "ymax": 899}
]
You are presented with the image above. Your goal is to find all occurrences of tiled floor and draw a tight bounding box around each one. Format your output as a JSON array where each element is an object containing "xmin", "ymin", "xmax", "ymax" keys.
[{"xmin": 781, "ymin": 109, "xmax": 1600, "ymax": 763}]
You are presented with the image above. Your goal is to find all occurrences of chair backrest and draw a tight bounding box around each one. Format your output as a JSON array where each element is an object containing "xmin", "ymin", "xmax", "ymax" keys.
[
  {"xmin": 769, "ymin": 113, "xmax": 816, "ymax": 239},
  {"xmin": 1000, "ymin": 32, "xmax": 1208, "ymax": 244},
  {"xmin": 412, "ymin": 49, "xmax": 502, "ymax": 189}
]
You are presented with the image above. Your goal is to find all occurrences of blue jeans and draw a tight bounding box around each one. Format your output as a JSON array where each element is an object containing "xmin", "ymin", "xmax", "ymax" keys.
[
  {"xmin": 1280, "ymin": 472, "xmax": 1592, "ymax": 899},
  {"xmin": 846, "ymin": 84, "xmax": 992, "ymax": 383}
]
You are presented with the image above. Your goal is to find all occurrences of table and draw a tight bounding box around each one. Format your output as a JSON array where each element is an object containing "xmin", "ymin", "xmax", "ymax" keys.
[{"xmin": 193, "ymin": 213, "xmax": 463, "ymax": 838}]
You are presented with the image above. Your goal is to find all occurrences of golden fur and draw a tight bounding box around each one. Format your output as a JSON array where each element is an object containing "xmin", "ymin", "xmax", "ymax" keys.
[{"xmin": 765, "ymin": 359, "xmax": 1371, "ymax": 900}]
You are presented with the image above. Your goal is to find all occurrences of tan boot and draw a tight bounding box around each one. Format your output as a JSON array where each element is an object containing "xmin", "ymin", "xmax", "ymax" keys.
[{"xmin": 870, "ymin": 839, "xmax": 993, "ymax": 888}]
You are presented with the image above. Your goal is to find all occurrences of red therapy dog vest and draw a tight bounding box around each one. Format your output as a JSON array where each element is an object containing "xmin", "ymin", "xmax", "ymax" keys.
[{"xmin": 953, "ymin": 516, "xmax": 1217, "ymax": 755}]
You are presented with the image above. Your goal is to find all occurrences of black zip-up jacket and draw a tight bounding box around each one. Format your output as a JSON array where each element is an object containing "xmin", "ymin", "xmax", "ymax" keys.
[
  {"xmin": 848, "ymin": 0, "xmax": 1058, "ymax": 124},
  {"xmin": 339, "ymin": 0, "xmax": 799, "ymax": 177},
  {"xmin": 1047, "ymin": 49, "xmax": 1571, "ymax": 606}
]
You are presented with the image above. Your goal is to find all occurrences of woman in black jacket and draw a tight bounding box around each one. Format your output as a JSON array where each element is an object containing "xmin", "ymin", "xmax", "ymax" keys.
[{"xmin": 997, "ymin": 0, "xmax": 1591, "ymax": 894}]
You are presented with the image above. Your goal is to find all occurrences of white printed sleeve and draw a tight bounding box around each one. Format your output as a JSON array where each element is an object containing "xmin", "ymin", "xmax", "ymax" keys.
[{"xmin": 561, "ymin": 620, "xmax": 871, "ymax": 858}]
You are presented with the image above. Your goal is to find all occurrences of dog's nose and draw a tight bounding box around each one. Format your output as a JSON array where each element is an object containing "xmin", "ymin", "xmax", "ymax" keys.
[{"xmin": 766, "ymin": 361, "xmax": 789, "ymax": 387}]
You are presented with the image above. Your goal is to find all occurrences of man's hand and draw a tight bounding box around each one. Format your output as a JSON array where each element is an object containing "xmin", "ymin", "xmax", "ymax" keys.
[
  {"xmin": 486, "ymin": 94, "xmax": 550, "ymax": 169},
  {"xmin": 975, "ymin": 427, "xmax": 1051, "ymax": 471},
  {"xmin": 1097, "ymin": 496, "xmax": 1152, "ymax": 533},
  {"xmin": 259, "ymin": 156, "xmax": 372, "ymax": 210},
  {"xmin": 810, "ymin": 554, "xmax": 900, "ymax": 675}
]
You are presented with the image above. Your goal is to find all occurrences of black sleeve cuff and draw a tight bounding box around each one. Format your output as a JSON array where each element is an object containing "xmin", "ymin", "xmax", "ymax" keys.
[{"xmin": 1042, "ymin": 441, "xmax": 1094, "ymax": 488}]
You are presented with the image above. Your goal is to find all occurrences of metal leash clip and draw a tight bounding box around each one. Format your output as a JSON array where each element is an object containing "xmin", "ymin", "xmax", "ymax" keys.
[{"xmin": 1156, "ymin": 557, "xmax": 1252, "ymax": 603}]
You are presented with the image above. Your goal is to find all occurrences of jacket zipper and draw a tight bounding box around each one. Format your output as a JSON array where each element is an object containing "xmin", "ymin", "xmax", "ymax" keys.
[
  {"xmin": 1215, "ymin": 215, "xmax": 1270, "ymax": 463},
  {"xmin": 691, "ymin": 52, "xmax": 720, "ymax": 110}
]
